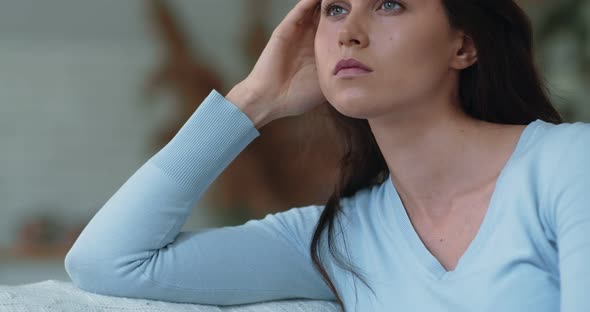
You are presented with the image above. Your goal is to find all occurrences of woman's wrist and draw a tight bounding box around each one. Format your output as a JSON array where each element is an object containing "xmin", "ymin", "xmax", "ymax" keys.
[{"xmin": 225, "ymin": 83, "xmax": 274, "ymax": 129}]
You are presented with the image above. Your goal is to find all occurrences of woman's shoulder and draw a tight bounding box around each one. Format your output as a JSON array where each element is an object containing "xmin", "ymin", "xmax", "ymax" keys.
[
  {"xmin": 525, "ymin": 118, "xmax": 590, "ymax": 200},
  {"xmin": 508, "ymin": 119, "xmax": 590, "ymax": 209},
  {"xmin": 531, "ymin": 118, "xmax": 590, "ymax": 148},
  {"xmin": 526, "ymin": 119, "xmax": 590, "ymax": 242},
  {"xmin": 523, "ymin": 119, "xmax": 590, "ymax": 163}
]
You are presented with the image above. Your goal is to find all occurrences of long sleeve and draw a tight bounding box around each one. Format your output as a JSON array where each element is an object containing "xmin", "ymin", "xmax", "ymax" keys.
[
  {"xmin": 544, "ymin": 122, "xmax": 590, "ymax": 312},
  {"xmin": 64, "ymin": 89, "xmax": 335, "ymax": 305}
]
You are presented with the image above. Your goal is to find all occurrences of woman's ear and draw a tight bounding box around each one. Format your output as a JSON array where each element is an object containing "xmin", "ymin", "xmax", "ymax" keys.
[{"xmin": 451, "ymin": 32, "xmax": 478, "ymax": 70}]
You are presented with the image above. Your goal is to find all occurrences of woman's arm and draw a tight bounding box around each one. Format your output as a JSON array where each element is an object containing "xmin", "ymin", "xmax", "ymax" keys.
[
  {"xmin": 64, "ymin": 89, "xmax": 335, "ymax": 305},
  {"xmin": 544, "ymin": 122, "xmax": 590, "ymax": 312}
]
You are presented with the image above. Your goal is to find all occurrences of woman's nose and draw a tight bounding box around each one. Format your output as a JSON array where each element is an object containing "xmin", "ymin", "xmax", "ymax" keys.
[{"xmin": 337, "ymin": 14, "xmax": 369, "ymax": 49}]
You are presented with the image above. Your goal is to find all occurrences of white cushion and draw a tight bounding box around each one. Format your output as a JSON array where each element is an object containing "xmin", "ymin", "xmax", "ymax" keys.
[{"xmin": 0, "ymin": 280, "xmax": 341, "ymax": 312}]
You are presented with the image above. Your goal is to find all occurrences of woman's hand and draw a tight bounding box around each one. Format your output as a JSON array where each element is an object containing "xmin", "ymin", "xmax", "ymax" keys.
[{"xmin": 226, "ymin": 0, "xmax": 325, "ymax": 129}]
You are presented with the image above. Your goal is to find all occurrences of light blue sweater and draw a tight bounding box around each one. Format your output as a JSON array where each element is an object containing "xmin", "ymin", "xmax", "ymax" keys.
[{"xmin": 65, "ymin": 89, "xmax": 590, "ymax": 311}]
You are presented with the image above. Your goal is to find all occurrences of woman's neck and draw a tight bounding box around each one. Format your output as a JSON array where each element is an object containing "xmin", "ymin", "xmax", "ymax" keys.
[{"xmin": 368, "ymin": 100, "xmax": 517, "ymax": 218}]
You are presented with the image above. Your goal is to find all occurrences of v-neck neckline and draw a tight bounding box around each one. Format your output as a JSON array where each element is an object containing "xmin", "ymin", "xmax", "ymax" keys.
[{"xmin": 377, "ymin": 120, "xmax": 541, "ymax": 281}]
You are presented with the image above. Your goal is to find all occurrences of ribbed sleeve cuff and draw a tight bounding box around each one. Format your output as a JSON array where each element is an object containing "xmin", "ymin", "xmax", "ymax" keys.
[{"xmin": 150, "ymin": 89, "xmax": 261, "ymax": 194}]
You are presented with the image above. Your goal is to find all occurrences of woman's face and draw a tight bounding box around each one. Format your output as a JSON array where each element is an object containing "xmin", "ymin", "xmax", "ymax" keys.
[{"xmin": 314, "ymin": 0, "xmax": 463, "ymax": 120}]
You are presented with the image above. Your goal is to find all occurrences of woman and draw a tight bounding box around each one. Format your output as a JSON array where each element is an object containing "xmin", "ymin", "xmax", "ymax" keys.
[{"xmin": 65, "ymin": 0, "xmax": 590, "ymax": 311}]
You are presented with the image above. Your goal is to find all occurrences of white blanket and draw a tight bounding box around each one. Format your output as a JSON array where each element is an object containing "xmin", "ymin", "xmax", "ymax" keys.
[{"xmin": 0, "ymin": 280, "xmax": 340, "ymax": 312}]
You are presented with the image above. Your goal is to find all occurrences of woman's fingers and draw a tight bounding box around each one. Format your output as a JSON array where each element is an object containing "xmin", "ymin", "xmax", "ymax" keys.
[
  {"xmin": 286, "ymin": 0, "xmax": 321, "ymax": 24},
  {"xmin": 276, "ymin": 0, "xmax": 321, "ymax": 34}
]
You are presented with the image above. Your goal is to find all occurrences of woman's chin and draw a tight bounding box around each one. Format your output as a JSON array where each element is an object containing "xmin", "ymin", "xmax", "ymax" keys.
[{"xmin": 329, "ymin": 100, "xmax": 373, "ymax": 119}]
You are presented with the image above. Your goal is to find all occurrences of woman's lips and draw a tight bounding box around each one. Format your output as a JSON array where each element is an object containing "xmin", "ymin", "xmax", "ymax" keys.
[
  {"xmin": 335, "ymin": 67, "xmax": 373, "ymax": 78},
  {"xmin": 333, "ymin": 58, "xmax": 374, "ymax": 78},
  {"xmin": 333, "ymin": 58, "xmax": 373, "ymax": 75}
]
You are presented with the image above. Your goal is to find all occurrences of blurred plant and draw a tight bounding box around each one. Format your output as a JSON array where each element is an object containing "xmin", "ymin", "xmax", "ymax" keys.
[
  {"xmin": 242, "ymin": 0, "xmax": 273, "ymax": 69},
  {"xmin": 143, "ymin": 0, "xmax": 224, "ymax": 150},
  {"xmin": 535, "ymin": 0, "xmax": 590, "ymax": 78},
  {"xmin": 522, "ymin": 0, "xmax": 590, "ymax": 121}
]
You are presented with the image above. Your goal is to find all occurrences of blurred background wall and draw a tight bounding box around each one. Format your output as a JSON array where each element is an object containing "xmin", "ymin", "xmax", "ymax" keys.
[{"xmin": 0, "ymin": 0, "xmax": 588, "ymax": 285}]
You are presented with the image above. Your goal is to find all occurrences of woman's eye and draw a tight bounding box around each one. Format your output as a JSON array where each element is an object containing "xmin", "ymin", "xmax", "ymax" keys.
[
  {"xmin": 381, "ymin": 1, "xmax": 403, "ymax": 12},
  {"xmin": 322, "ymin": 1, "xmax": 403, "ymax": 17},
  {"xmin": 322, "ymin": 3, "xmax": 347, "ymax": 16}
]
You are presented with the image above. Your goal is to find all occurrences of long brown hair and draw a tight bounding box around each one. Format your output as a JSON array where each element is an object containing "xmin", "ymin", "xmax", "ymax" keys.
[{"xmin": 310, "ymin": 1, "xmax": 563, "ymax": 311}]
